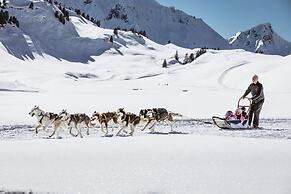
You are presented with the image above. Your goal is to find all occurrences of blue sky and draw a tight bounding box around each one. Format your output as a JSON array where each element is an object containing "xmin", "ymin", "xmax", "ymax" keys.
[{"xmin": 156, "ymin": 0, "xmax": 291, "ymax": 41}]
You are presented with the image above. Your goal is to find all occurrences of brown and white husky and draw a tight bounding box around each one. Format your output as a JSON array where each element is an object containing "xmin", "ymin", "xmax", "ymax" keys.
[
  {"xmin": 50, "ymin": 110, "xmax": 91, "ymax": 138},
  {"xmin": 91, "ymin": 111, "xmax": 119, "ymax": 136}
]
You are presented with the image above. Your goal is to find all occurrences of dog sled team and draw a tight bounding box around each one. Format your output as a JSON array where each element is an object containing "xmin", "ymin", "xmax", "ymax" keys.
[
  {"xmin": 29, "ymin": 106, "xmax": 178, "ymax": 138},
  {"xmin": 212, "ymin": 75, "xmax": 265, "ymax": 129},
  {"xmin": 30, "ymin": 75, "xmax": 265, "ymax": 134}
]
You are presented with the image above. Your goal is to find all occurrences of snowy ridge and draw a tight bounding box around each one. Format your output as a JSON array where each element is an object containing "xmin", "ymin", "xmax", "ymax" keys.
[
  {"xmin": 56, "ymin": 0, "xmax": 230, "ymax": 49},
  {"xmin": 229, "ymin": 23, "xmax": 291, "ymax": 56},
  {"xmin": 1, "ymin": 0, "xmax": 123, "ymax": 62}
]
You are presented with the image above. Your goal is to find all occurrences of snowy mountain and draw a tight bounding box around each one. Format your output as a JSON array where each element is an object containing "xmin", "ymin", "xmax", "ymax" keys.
[
  {"xmin": 56, "ymin": 0, "xmax": 230, "ymax": 49},
  {"xmin": 0, "ymin": 0, "xmax": 230, "ymax": 62},
  {"xmin": 229, "ymin": 23, "xmax": 291, "ymax": 56},
  {"xmin": 0, "ymin": 0, "xmax": 124, "ymax": 62}
]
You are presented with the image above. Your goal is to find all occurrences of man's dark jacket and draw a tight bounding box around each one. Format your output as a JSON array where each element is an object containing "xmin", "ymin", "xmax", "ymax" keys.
[{"xmin": 243, "ymin": 82, "xmax": 264, "ymax": 104}]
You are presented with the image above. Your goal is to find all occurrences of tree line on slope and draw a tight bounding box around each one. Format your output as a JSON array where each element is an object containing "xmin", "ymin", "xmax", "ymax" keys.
[
  {"xmin": 0, "ymin": 9, "xmax": 19, "ymax": 28},
  {"xmin": 163, "ymin": 48, "xmax": 208, "ymax": 68}
]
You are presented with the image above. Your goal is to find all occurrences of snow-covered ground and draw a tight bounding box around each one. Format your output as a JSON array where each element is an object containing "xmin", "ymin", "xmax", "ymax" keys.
[
  {"xmin": 1, "ymin": 1, "xmax": 291, "ymax": 193},
  {"xmin": 1, "ymin": 132, "xmax": 291, "ymax": 194},
  {"xmin": 1, "ymin": 119, "xmax": 291, "ymax": 141}
]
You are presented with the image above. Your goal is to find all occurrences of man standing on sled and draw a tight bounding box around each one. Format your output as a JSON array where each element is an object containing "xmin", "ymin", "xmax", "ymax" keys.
[{"xmin": 241, "ymin": 75, "xmax": 265, "ymax": 128}]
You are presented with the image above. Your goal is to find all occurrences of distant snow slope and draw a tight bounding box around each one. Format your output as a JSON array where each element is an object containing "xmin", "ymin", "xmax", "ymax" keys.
[
  {"xmin": 229, "ymin": 23, "xmax": 291, "ymax": 56},
  {"xmin": 57, "ymin": 0, "xmax": 230, "ymax": 49},
  {"xmin": 1, "ymin": 0, "xmax": 119, "ymax": 62}
]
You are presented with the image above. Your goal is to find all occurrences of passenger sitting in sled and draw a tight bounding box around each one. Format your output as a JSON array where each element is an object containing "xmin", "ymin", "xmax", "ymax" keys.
[
  {"xmin": 225, "ymin": 111, "xmax": 236, "ymax": 121},
  {"xmin": 225, "ymin": 109, "xmax": 247, "ymax": 125},
  {"xmin": 234, "ymin": 108, "xmax": 245, "ymax": 121}
]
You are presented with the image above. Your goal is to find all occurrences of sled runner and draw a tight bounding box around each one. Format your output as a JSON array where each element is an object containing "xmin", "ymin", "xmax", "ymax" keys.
[
  {"xmin": 148, "ymin": 131, "xmax": 189, "ymax": 135},
  {"xmin": 213, "ymin": 98, "xmax": 251, "ymax": 130}
]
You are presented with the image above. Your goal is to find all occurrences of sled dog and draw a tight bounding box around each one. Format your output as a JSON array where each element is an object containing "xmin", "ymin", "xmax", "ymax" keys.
[
  {"xmin": 29, "ymin": 106, "xmax": 58, "ymax": 134},
  {"xmin": 139, "ymin": 108, "xmax": 174, "ymax": 132},
  {"xmin": 116, "ymin": 108, "xmax": 141, "ymax": 136},
  {"xmin": 91, "ymin": 111, "xmax": 118, "ymax": 136},
  {"xmin": 50, "ymin": 110, "xmax": 91, "ymax": 138}
]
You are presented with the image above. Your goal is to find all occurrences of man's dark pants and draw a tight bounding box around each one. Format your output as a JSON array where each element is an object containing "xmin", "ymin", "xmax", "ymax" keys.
[{"xmin": 248, "ymin": 99, "xmax": 264, "ymax": 128}]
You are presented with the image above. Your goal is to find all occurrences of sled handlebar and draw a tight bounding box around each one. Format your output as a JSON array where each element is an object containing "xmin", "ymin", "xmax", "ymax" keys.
[{"xmin": 237, "ymin": 97, "xmax": 251, "ymax": 108}]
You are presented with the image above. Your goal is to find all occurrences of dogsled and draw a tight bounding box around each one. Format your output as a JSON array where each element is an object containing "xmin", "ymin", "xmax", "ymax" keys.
[{"xmin": 212, "ymin": 98, "xmax": 252, "ymax": 130}]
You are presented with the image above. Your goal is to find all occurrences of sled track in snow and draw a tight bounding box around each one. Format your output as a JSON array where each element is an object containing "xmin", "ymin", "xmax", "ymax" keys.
[
  {"xmin": 1, "ymin": 119, "xmax": 291, "ymax": 141},
  {"xmin": 0, "ymin": 89, "xmax": 38, "ymax": 93},
  {"xmin": 218, "ymin": 61, "xmax": 249, "ymax": 89}
]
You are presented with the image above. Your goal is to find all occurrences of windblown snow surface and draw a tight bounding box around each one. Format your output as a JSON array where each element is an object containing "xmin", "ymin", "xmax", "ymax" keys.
[{"xmin": 1, "ymin": 1, "xmax": 291, "ymax": 194}]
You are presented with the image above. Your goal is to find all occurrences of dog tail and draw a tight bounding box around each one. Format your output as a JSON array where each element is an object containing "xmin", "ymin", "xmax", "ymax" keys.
[{"xmin": 169, "ymin": 112, "xmax": 183, "ymax": 117}]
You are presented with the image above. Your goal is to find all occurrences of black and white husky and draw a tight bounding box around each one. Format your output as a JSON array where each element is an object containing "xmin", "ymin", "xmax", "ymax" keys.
[
  {"xmin": 29, "ymin": 106, "xmax": 58, "ymax": 134},
  {"xmin": 139, "ymin": 108, "xmax": 174, "ymax": 132},
  {"xmin": 116, "ymin": 108, "xmax": 141, "ymax": 136},
  {"xmin": 52, "ymin": 109, "xmax": 92, "ymax": 138}
]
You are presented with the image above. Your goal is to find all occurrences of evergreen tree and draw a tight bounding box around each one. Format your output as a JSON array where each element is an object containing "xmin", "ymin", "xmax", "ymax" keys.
[
  {"xmin": 175, "ymin": 50, "xmax": 179, "ymax": 61},
  {"xmin": 75, "ymin": 9, "xmax": 81, "ymax": 15},
  {"xmin": 189, "ymin": 53, "xmax": 195, "ymax": 63},
  {"xmin": 0, "ymin": 10, "xmax": 6, "ymax": 27},
  {"xmin": 10, "ymin": 16, "xmax": 19, "ymax": 27},
  {"xmin": 8, "ymin": 15, "xmax": 12, "ymax": 24},
  {"xmin": 109, "ymin": 35, "xmax": 113, "ymax": 43},
  {"xmin": 162, "ymin": 59, "xmax": 167, "ymax": 68},
  {"xmin": 3, "ymin": 10, "xmax": 8, "ymax": 20},
  {"xmin": 14, "ymin": 18, "xmax": 19, "ymax": 27},
  {"xmin": 55, "ymin": 10, "xmax": 59, "ymax": 18},
  {"xmin": 29, "ymin": 2, "xmax": 34, "ymax": 9},
  {"xmin": 138, "ymin": 30, "xmax": 146, "ymax": 37},
  {"xmin": 195, "ymin": 48, "xmax": 207, "ymax": 59},
  {"xmin": 113, "ymin": 28, "xmax": 118, "ymax": 36},
  {"xmin": 59, "ymin": 14, "xmax": 65, "ymax": 24},
  {"xmin": 96, "ymin": 20, "xmax": 101, "ymax": 27},
  {"xmin": 183, "ymin": 53, "xmax": 189, "ymax": 64},
  {"xmin": 62, "ymin": 7, "xmax": 69, "ymax": 19},
  {"xmin": 130, "ymin": 27, "xmax": 136, "ymax": 33}
]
